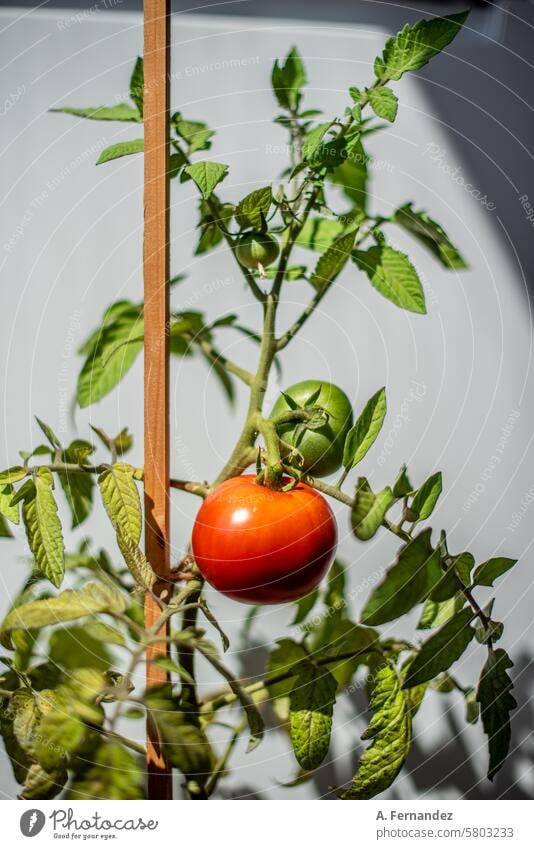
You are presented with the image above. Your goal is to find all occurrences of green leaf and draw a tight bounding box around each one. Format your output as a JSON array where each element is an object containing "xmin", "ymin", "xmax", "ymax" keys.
[
  {"xmin": 477, "ymin": 649, "xmax": 516, "ymax": 780},
  {"xmin": 310, "ymin": 231, "xmax": 357, "ymax": 291},
  {"xmin": 473, "ymin": 557, "xmax": 517, "ymax": 587},
  {"xmin": 403, "ymin": 608, "xmax": 475, "ymax": 688},
  {"xmin": 289, "ymin": 660, "xmax": 337, "ymax": 771},
  {"xmin": 392, "ymin": 464, "xmax": 413, "ymax": 498},
  {"xmin": 77, "ymin": 304, "xmax": 143, "ymax": 407},
  {"xmin": 0, "ymin": 466, "xmax": 27, "ymax": 486},
  {"xmin": 20, "ymin": 763, "xmax": 67, "ymax": 800},
  {"xmin": 409, "ymin": 472, "xmax": 442, "ymax": 522},
  {"xmin": 0, "ymin": 582, "xmax": 125, "ymax": 649},
  {"xmin": 338, "ymin": 662, "xmax": 411, "ymax": 799},
  {"xmin": 98, "ymin": 463, "xmax": 142, "ymax": 546},
  {"xmin": 35, "ymin": 417, "xmax": 62, "ymax": 450},
  {"xmin": 129, "ymin": 57, "xmax": 144, "ymax": 117},
  {"xmin": 68, "ymin": 742, "xmax": 144, "ymax": 800},
  {"xmin": 296, "ymin": 217, "xmax": 345, "ymax": 252},
  {"xmin": 173, "ymin": 113, "xmax": 214, "ymax": 153},
  {"xmin": 311, "ymin": 616, "xmax": 378, "ymax": 687},
  {"xmin": 50, "ymin": 104, "xmax": 141, "ymax": 122},
  {"xmin": 265, "ymin": 640, "xmax": 308, "ymax": 720},
  {"xmin": 374, "ymin": 11, "xmax": 469, "ymax": 82},
  {"xmin": 22, "ymin": 468, "xmax": 64, "ymax": 588},
  {"xmin": 329, "ymin": 138, "xmax": 368, "ymax": 209},
  {"xmin": 393, "ymin": 203, "xmax": 467, "ymax": 269},
  {"xmin": 36, "ymin": 715, "xmax": 86, "ymax": 772},
  {"xmin": 271, "ymin": 46, "xmax": 307, "ymax": 111},
  {"xmin": 48, "ymin": 626, "xmax": 113, "ymax": 672},
  {"xmin": 0, "ymin": 484, "xmax": 19, "ymax": 526},
  {"xmin": 352, "ymin": 478, "xmax": 393, "ymax": 540},
  {"xmin": 302, "ymin": 122, "xmax": 333, "ymax": 160},
  {"xmin": 116, "ymin": 534, "xmax": 155, "ymax": 591},
  {"xmin": 354, "ymin": 245, "xmax": 426, "ymax": 314},
  {"xmin": 292, "ymin": 589, "xmax": 320, "ymax": 625},
  {"xmin": 183, "ymin": 161, "xmax": 229, "ymax": 200},
  {"xmin": 362, "ymin": 529, "xmax": 441, "ymax": 625},
  {"xmin": 324, "ymin": 559, "xmax": 346, "ymax": 610},
  {"xmin": 145, "ymin": 685, "xmax": 213, "ymax": 780},
  {"xmin": 57, "ymin": 466, "xmax": 94, "ymax": 530},
  {"xmin": 0, "ymin": 514, "xmax": 12, "ymax": 538},
  {"xmin": 368, "ymin": 86, "xmax": 398, "ymax": 122},
  {"xmin": 430, "ymin": 552, "xmax": 474, "ymax": 602},
  {"xmin": 235, "ymin": 186, "xmax": 272, "ymax": 229},
  {"xmin": 343, "ymin": 387, "xmax": 387, "ymax": 469},
  {"xmin": 417, "ymin": 592, "xmax": 464, "ymax": 629},
  {"xmin": 96, "ymin": 139, "xmax": 144, "ymax": 165}
]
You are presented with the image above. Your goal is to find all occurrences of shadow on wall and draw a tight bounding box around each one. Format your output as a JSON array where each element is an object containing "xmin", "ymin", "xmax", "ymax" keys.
[{"xmin": 217, "ymin": 643, "xmax": 533, "ymax": 800}]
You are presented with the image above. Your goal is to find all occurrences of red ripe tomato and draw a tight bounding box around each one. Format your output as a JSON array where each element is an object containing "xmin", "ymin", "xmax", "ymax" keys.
[{"xmin": 191, "ymin": 475, "xmax": 337, "ymax": 604}]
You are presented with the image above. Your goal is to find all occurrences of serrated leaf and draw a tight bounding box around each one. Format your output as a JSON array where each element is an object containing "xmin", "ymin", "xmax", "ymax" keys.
[
  {"xmin": 235, "ymin": 186, "xmax": 272, "ymax": 229},
  {"xmin": 289, "ymin": 660, "xmax": 337, "ymax": 771},
  {"xmin": 96, "ymin": 139, "xmax": 144, "ymax": 165},
  {"xmin": 50, "ymin": 104, "xmax": 141, "ymax": 122},
  {"xmin": 338, "ymin": 662, "xmax": 411, "ymax": 799},
  {"xmin": 343, "ymin": 386, "xmax": 386, "ymax": 469},
  {"xmin": 477, "ymin": 648, "xmax": 516, "ymax": 780},
  {"xmin": 418, "ymin": 592, "xmax": 464, "ymax": 629},
  {"xmin": 0, "ymin": 582, "xmax": 125, "ymax": 649},
  {"xmin": 374, "ymin": 11, "xmax": 469, "ymax": 82},
  {"xmin": 296, "ymin": 216, "xmax": 345, "ymax": 252},
  {"xmin": 473, "ymin": 557, "xmax": 517, "ymax": 587},
  {"xmin": 362, "ymin": 529, "xmax": 441, "ymax": 625},
  {"xmin": 77, "ymin": 303, "xmax": 143, "ymax": 407},
  {"xmin": 116, "ymin": 533, "xmax": 155, "ymax": 591},
  {"xmin": 22, "ymin": 469, "xmax": 64, "ymax": 588},
  {"xmin": 393, "ymin": 203, "xmax": 467, "ymax": 269},
  {"xmin": 352, "ymin": 478, "xmax": 393, "ymax": 540},
  {"xmin": 403, "ymin": 608, "xmax": 475, "ymax": 688},
  {"xmin": 98, "ymin": 463, "xmax": 142, "ymax": 546},
  {"xmin": 354, "ymin": 245, "xmax": 426, "ymax": 314},
  {"xmin": 310, "ymin": 231, "xmax": 356, "ymax": 291},
  {"xmin": 36, "ymin": 715, "xmax": 86, "ymax": 772},
  {"xmin": 271, "ymin": 46, "xmax": 307, "ymax": 111},
  {"xmin": 368, "ymin": 86, "xmax": 398, "ymax": 122},
  {"xmin": 410, "ymin": 472, "xmax": 442, "ymax": 522},
  {"xmin": 129, "ymin": 57, "xmax": 144, "ymax": 117},
  {"xmin": 183, "ymin": 161, "xmax": 229, "ymax": 200}
]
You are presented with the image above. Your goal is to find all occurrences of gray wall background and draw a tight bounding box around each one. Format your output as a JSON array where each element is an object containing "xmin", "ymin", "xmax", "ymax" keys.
[{"xmin": 1, "ymin": 2, "xmax": 533, "ymax": 800}]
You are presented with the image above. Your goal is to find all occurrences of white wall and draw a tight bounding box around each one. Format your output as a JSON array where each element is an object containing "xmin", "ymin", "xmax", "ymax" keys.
[{"xmin": 1, "ymin": 7, "xmax": 533, "ymax": 800}]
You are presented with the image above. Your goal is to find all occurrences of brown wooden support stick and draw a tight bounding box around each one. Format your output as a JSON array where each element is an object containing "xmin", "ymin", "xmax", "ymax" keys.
[{"xmin": 143, "ymin": 0, "xmax": 173, "ymax": 800}]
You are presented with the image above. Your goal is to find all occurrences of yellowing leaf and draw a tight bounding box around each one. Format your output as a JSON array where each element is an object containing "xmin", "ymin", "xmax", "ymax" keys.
[
  {"xmin": 22, "ymin": 469, "xmax": 64, "ymax": 588},
  {"xmin": 98, "ymin": 463, "xmax": 141, "ymax": 546}
]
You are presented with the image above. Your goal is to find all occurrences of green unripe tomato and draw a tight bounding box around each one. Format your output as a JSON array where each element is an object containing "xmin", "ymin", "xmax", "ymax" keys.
[
  {"xmin": 236, "ymin": 232, "xmax": 279, "ymax": 270},
  {"xmin": 270, "ymin": 380, "xmax": 353, "ymax": 478}
]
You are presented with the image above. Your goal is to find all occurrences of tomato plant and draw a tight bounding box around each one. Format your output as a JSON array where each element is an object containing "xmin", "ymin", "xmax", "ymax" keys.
[
  {"xmin": 270, "ymin": 380, "xmax": 353, "ymax": 477},
  {"xmin": 192, "ymin": 475, "xmax": 337, "ymax": 603},
  {"xmin": 0, "ymin": 10, "xmax": 518, "ymax": 803}
]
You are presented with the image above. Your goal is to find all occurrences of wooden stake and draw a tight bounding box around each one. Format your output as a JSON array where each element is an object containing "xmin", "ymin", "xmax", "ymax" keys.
[{"xmin": 143, "ymin": 0, "xmax": 173, "ymax": 800}]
